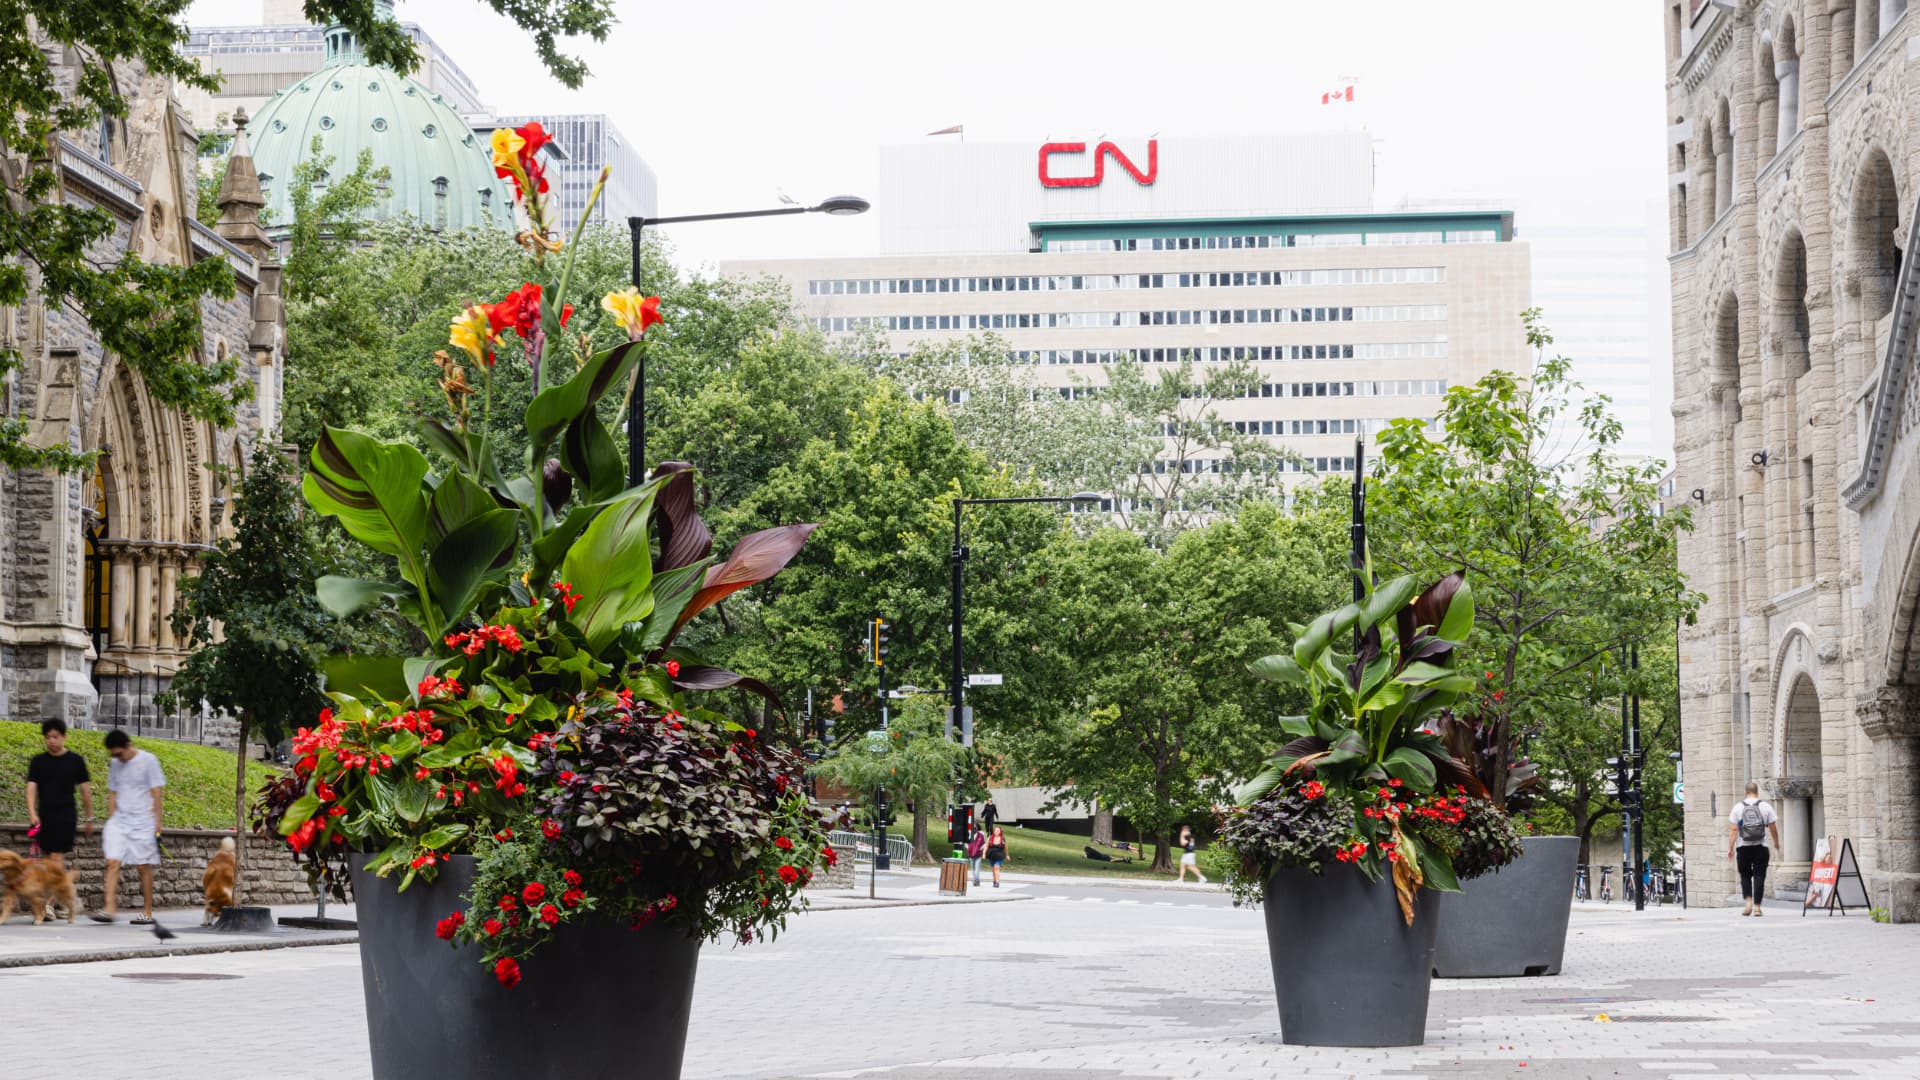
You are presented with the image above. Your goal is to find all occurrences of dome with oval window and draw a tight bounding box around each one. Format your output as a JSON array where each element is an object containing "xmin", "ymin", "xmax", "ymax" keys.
[{"xmin": 246, "ymin": 2, "xmax": 508, "ymax": 233}]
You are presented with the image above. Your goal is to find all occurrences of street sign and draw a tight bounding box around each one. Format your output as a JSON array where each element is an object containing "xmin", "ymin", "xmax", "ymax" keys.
[
  {"xmin": 967, "ymin": 673, "xmax": 1003, "ymax": 687},
  {"xmin": 1672, "ymin": 781, "xmax": 1684, "ymax": 804}
]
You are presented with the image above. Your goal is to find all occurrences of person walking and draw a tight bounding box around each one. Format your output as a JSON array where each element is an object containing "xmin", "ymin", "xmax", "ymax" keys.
[
  {"xmin": 984, "ymin": 827, "xmax": 1008, "ymax": 888},
  {"xmin": 89, "ymin": 730, "xmax": 165, "ymax": 925},
  {"xmin": 1726, "ymin": 781, "xmax": 1781, "ymax": 917},
  {"xmin": 965, "ymin": 823, "xmax": 987, "ymax": 886},
  {"xmin": 981, "ymin": 798, "xmax": 999, "ymax": 834},
  {"xmin": 25, "ymin": 719, "xmax": 94, "ymax": 873},
  {"xmin": 1177, "ymin": 825, "xmax": 1208, "ymax": 884}
]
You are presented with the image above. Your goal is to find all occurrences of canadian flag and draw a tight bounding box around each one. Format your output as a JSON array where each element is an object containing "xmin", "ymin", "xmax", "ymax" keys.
[{"xmin": 1321, "ymin": 84, "xmax": 1355, "ymax": 104}]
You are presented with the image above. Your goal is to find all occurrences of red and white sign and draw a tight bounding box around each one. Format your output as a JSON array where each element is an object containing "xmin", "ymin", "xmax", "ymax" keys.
[
  {"xmin": 1322, "ymin": 84, "xmax": 1355, "ymax": 105},
  {"xmin": 1804, "ymin": 859, "xmax": 1839, "ymax": 909},
  {"xmin": 1038, "ymin": 139, "xmax": 1158, "ymax": 188}
]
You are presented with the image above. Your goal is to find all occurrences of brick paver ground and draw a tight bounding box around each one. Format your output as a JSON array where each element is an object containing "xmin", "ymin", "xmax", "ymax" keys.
[{"xmin": 3, "ymin": 880, "xmax": 1914, "ymax": 1079}]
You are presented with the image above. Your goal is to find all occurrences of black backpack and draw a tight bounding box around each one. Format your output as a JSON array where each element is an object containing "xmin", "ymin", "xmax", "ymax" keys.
[{"xmin": 1738, "ymin": 800, "xmax": 1768, "ymax": 844}]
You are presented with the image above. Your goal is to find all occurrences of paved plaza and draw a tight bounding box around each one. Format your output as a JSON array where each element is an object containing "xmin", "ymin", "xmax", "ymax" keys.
[{"xmin": 3, "ymin": 874, "xmax": 1916, "ymax": 1079}]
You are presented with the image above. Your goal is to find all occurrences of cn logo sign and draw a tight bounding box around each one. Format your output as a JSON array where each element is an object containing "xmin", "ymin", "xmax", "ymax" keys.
[{"xmin": 1038, "ymin": 139, "xmax": 1158, "ymax": 188}]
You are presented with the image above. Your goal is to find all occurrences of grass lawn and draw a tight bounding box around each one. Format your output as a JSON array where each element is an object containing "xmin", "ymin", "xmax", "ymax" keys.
[
  {"xmin": 1, "ymin": 719, "xmax": 279, "ymax": 829},
  {"xmin": 990, "ymin": 825, "xmax": 1178, "ymax": 881}
]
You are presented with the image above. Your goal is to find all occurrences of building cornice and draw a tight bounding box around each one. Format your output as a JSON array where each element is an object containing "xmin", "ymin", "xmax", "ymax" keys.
[
  {"xmin": 1679, "ymin": 7, "xmax": 1736, "ymax": 94},
  {"xmin": 56, "ymin": 139, "xmax": 143, "ymax": 218},
  {"xmin": 1842, "ymin": 191, "xmax": 1920, "ymax": 511}
]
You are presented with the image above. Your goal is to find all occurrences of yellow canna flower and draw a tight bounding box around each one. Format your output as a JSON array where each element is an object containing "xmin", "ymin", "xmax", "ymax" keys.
[
  {"xmin": 490, "ymin": 127, "xmax": 526, "ymax": 171},
  {"xmin": 449, "ymin": 303, "xmax": 501, "ymax": 367},
  {"xmin": 600, "ymin": 287, "xmax": 663, "ymax": 340}
]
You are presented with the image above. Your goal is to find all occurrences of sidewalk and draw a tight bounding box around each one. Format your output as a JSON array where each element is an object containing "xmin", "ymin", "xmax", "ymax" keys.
[
  {"xmin": 869, "ymin": 860, "xmax": 1214, "ymax": 893},
  {"xmin": 0, "ymin": 902, "xmax": 358, "ymax": 968},
  {"xmin": 807, "ymin": 870, "xmax": 1031, "ymax": 910}
]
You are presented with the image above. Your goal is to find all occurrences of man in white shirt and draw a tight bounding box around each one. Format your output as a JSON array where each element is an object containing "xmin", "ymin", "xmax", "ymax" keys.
[
  {"xmin": 89, "ymin": 729, "xmax": 165, "ymax": 925},
  {"xmin": 1725, "ymin": 781, "xmax": 1782, "ymax": 917}
]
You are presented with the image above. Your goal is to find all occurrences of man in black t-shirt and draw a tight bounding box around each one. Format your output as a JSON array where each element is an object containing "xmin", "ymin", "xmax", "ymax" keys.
[{"xmin": 26, "ymin": 718, "xmax": 94, "ymax": 871}]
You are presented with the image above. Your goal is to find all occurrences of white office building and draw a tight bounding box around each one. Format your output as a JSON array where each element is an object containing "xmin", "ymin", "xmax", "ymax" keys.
[{"xmin": 724, "ymin": 134, "xmax": 1533, "ymax": 482}]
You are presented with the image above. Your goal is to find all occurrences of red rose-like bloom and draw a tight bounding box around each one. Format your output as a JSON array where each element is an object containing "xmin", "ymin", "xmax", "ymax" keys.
[
  {"xmin": 523, "ymin": 882, "xmax": 547, "ymax": 904},
  {"xmin": 498, "ymin": 894, "xmax": 517, "ymax": 912},
  {"xmin": 493, "ymin": 957, "xmax": 522, "ymax": 988},
  {"xmin": 561, "ymin": 887, "xmax": 584, "ymax": 908},
  {"xmin": 483, "ymin": 918, "xmax": 503, "ymax": 937},
  {"xmin": 822, "ymin": 844, "xmax": 838, "ymax": 867},
  {"xmin": 434, "ymin": 911, "xmax": 464, "ymax": 940},
  {"xmin": 541, "ymin": 819, "xmax": 563, "ymax": 840},
  {"xmin": 664, "ymin": 659, "xmax": 681, "ymax": 678},
  {"xmin": 776, "ymin": 865, "xmax": 800, "ymax": 885},
  {"xmin": 540, "ymin": 903, "xmax": 561, "ymax": 926},
  {"xmin": 562, "ymin": 869, "xmax": 582, "ymax": 887},
  {"xmin": 774, "ymin": 837, "xmax": 794, "ymax": 851}
]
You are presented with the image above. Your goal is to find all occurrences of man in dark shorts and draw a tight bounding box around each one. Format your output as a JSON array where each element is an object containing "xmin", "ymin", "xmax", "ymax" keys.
[{"xmin": 26, "ymin": 718, "xmax": 95, "ymax": 871}]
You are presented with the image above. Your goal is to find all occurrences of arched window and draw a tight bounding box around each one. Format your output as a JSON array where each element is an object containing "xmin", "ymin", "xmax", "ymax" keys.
[
  {"xmin": 97, "ymin": 117, "xmax": 113, "ymax": 162},
  {"xmin": 1772, "ymin": 230, "xmax": 1815, "ymax": 584},
  {"xmin": 1673, "ymin": 121, "xmax": 1691, "ymax": 248},
  {"xmin": 1775, "ymin": 230, "xmax": 1811, "ymax": 379},
  {"xmin": 1849, "ymin": 148, "xmax": 1902, "ymax": 384},
  {"xmin": 1714, "ymin": 98, "xmax": 1734, "ymax": 219},
  {"xmin": 82, "ymin": 460, "xmax": 112, "ymax": 654},
  {"xmin": 1713, "ymin": 292, "xmax": 1742, "ymax": 425},
  {"xmin": 1757, "ymin": 40, "xmax": 1779, "ymax": 163},
  {"xmin": 433, "ymin": 176, "xmax": 449, "ymax": 230}
]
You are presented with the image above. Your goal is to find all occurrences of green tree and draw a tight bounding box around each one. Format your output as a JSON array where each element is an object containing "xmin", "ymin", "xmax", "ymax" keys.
[
  {"xmin": 1368, "ymin": 312, "xmax": 1702, "ymax": 862},
  {"xmin": 1024, "ymin": 501, "xmax": 1348, "ymax": 872},
  {"xmin": 0, "ymin": 0, "xmax": 618, "ymax": 472},
  {"xmin": 812, "ymin": 698, "xmax": 970, "ymax": 863},
  {"xmin": 162, "ymin": 443, "xmax": 341, "ymax": 899}
]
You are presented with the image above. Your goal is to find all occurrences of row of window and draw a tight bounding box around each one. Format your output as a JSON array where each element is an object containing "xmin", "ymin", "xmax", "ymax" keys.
[
  {"xmin": 806, "ymin": 266, "xmax": 1447, "ymax": 296},
  {"xmin": 1045, "ymin": 230, "xmax": 1500, "ymax": 254},
  {"xmin": 1234, "ymin": 379, "xmax": 1449, "ymax": 399},
  {"xmin": 1142, "ymin": 456, "xmax": 1361, "ymax": 474},
  {"xmin": 986, "ymin": 343, "xmax": 1447, "ymax": 365},
  {"xmin": 842, "ymin": 306, "xmax": 1454, "ymax": 333}
]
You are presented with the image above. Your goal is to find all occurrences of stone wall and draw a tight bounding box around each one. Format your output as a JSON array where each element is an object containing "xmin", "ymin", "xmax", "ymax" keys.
[
  {"xmin": 0, "ymin": 824, "xmax": 317, "ymax": 914},
  {"xmin": 807, "ymin": 847, "xmax": 857, "ymax": 892}
]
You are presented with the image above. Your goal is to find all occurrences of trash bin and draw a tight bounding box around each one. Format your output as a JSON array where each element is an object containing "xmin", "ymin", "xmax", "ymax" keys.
[{"xmin": 939, "ymin": 858, "xmax": 969, "ymax": 897}]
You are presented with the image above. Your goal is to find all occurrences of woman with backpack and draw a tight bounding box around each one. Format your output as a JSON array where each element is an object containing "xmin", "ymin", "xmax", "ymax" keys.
[
  {"xmin": 985, "ymin": 827, "xmax": 1008, "ymax": 888},
  {"xmin": 965, "ymin": 823, "xmax": 987, "ymax": 886},
  {"xmin": 1726, "ymin": 781, "xmax": 1782, "ymax": 916}
]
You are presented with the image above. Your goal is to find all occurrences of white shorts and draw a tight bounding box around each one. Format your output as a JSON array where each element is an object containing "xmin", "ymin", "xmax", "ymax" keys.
[
  {"xmin": 103, "ymin": 815, "xmax": 160, "ymax": 866},
  {"xmin": 1180, "ymin": 851, "xmax": 1198, "ymax": 866}
]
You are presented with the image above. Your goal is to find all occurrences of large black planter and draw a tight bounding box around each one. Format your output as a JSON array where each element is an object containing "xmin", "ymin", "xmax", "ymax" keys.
[
  {"xmin": 350, "ymin": 854, "xmax": 701, "ymax": 1080},
  {"xmin": 1262, "ymin": 865, "xmax": 1440, "ymax": 1047},
  {"xmin": 1432, "ymin": 834, "xmax": 1579, "ymax": 978}
]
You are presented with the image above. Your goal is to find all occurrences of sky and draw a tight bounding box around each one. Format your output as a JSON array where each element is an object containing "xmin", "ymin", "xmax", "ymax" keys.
[{"xmin": 187, "ymin": 0, "xmax": 1674, "ymax": 273}]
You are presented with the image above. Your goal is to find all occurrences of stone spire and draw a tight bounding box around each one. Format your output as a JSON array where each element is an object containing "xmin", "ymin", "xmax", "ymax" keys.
[{"xmin": 215, "ymin": 108, "xmax": 271, "ymax": 259}]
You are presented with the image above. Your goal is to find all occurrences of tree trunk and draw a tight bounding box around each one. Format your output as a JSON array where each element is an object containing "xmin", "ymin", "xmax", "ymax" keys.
[
  {"xmin": 232, "ymin": 712, "xmax": 249, "ymax": 906},
  {"xmin": 1150, "ymin": 827, "xmax": 1174, "ymax": 873},
  {"xmin": 1091, "ymin": 803, "xmax": 1114, "ymax": 846},
  {"xmin": 911, "ymin": 804, "xmax": 932, "ymax": 865}
]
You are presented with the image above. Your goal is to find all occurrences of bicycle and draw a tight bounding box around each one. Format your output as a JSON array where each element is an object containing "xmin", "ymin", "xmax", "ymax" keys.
[
  {"xmin": 1574, "ymin": 864, "xmax": 1590, "ymax": 901},
  {"xmin": 1597, "ymin": 865, "xmax": 1614, "ymax": 903}
]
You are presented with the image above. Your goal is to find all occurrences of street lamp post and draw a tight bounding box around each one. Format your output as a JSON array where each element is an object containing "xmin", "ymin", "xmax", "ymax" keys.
[
  {"xmin": 624, "ymin": 195, "xmax": 869, "ymax": 484},
  {"xmin": 948, "ymin": 493, "xmax": 1103, "ymax": 745}
]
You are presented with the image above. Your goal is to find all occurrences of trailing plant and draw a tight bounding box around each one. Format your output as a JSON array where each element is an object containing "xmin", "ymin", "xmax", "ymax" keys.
[
  {"xmin": 1221, "ymin": 569, "xmax": 1522, "ymax": 923},
  {"xmin": 1215, "ymin": 782, "xmax": 1356, "ymax": 907},
  {"xmin": 259, "ymin": 124, "xmax": 826, "ymax": 985}
]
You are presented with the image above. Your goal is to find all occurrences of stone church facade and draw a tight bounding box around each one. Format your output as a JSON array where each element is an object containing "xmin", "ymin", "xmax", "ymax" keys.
[
  {"xmin": 0, "ymin": 47, "xmax": 283, "ymax": 742},
  {"xmin": 1666, "ymin": 0, "xmax": 1920, "ymax": 919}
]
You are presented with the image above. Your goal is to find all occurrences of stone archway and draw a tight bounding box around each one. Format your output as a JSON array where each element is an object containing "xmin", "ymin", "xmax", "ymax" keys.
[{"xmin": 1777, "ymin": 674, "xmax": 1825, "ymax": 869}]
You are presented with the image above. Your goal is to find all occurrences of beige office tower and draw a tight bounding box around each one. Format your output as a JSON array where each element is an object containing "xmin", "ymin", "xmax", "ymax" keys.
[{"xmin": 723, "ymin": 134, "xmax": 1532, "ymax": 487}]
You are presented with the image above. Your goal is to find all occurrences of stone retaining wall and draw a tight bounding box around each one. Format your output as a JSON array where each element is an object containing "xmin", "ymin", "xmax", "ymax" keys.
[
  {"xmin": 0, "ymin": 824, "xmax": 316, "ymax": 913},
  {"xmin": 808, "ymin": 847, "xmax": 857, "ymax": 891}
]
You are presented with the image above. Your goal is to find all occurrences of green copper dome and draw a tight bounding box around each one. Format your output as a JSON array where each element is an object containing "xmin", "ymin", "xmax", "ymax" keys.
[{"xmin": 248, "ymin": 15, "xmax": 508, "ymax": 232}]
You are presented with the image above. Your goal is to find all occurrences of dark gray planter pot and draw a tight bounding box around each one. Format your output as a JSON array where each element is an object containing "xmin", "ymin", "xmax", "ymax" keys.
[
  {"xmin": 1263, "ymin": 865, "xmax": 1440, "ymax": 1047},
  {"xmin": 350, "ymin": 854, "xmax": 701, "ymax": 1080},
  {"xmin": 1432, "ymin": 834, "xmax": 1579, "ymax": 978}
]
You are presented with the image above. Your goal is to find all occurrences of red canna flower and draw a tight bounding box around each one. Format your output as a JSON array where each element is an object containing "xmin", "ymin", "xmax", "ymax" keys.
[
  {"xmin": 493, "ymin": 957, "xmax": 522, "ymax": 988},
  {"xmin": 664, "ymin": 659, "xmax": 681, "ymax": 678}
]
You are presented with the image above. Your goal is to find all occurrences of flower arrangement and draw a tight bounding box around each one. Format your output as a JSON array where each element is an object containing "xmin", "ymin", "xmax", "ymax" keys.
[
  {"xmin": 259, "ymin": 122, "xmax": 829, "ymax": 985},
  {"xmin": 1219, "ymin": 570, "xmax": 1522, "ymax": 923}
]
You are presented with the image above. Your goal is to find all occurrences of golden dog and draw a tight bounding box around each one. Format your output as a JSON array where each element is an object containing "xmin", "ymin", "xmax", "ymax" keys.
[
  {"xmin": 203, "ymin": 836, "xmax": 236, "ymax": 925},
  {"xmin": 0, "ymin": 849, "xmax": 77, "ymax": 925}
]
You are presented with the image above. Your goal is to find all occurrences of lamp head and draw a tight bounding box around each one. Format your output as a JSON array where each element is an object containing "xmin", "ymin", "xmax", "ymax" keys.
[
  {"xmin": 1068, "ymin": 491, "xmax": 1104, "ymax": 502},
  {"xmin": 815, "ymin": 194, "xmax": 870, "ymax": 216}
]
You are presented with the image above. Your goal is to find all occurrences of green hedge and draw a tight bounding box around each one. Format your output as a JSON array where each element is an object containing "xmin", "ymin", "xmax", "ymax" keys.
[{"xmin": 1, "ymin": 720, "xmax": 279, "ymax": 829}]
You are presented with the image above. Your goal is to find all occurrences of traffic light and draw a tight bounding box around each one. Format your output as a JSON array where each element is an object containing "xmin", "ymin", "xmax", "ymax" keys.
[
  {"xmin": 869, "ymin": 617, "xmax": 891, "ymax": 667},
  {"xmin": 948, "ymin": 804, "xmax": 973, "ymax": 846},
  {"xmin": 874, "ymin": 786, "xmax": 893, "ymax": 827}
]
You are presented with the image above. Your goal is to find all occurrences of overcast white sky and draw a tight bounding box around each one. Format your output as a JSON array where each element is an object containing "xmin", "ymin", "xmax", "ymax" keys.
[{"xmin": 188, "ymin": 0, "xmax": 1671, "ymax": 271}]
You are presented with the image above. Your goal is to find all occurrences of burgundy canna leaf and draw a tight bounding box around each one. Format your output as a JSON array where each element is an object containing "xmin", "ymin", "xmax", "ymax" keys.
[
  {"xmin": 672, "ymin": 523, "xmax": 819, "ymax": 635},
  {"xmin": 650, "ymin": 461, "xmax": 713, "ymax": 572},
  {"xmin": 669, "ymin": 665, "xmax": 783, "ymax": 710},
  {"xmin": 1408, "ymin": 570, "xmax": 1466, "ymax": 637}
]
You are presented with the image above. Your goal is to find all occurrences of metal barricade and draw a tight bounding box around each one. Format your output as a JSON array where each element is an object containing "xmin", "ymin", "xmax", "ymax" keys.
[{"xmin": 829, "ymin": 829, "xmax": 913, "ymax": 869}]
